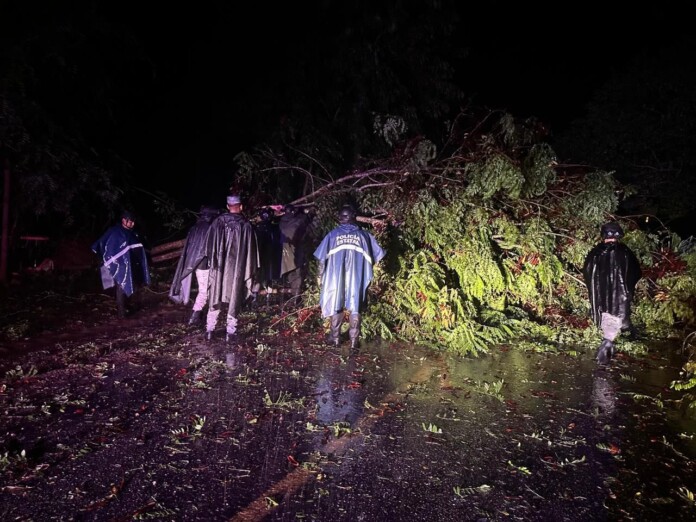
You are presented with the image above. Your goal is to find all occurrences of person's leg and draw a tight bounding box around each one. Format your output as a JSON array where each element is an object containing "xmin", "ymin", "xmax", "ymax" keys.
[
  {"xmin": 597, "ymin": 313, "xmax": 622, "ymax": 364},
  {"xmin": 287, "ymin": 269, "xmax": 302, "ymax": 297},
  {"xmin": 205, "ymin": 308, "xmax": 220, "ymax": 340},
  {"xmin": 193, "ymin": 269, "xmax": 209, "ymax": 311},
  {"xmin": 348, "ymin": 313, "xmax": 361, "ymax": 349},
  {"xmin": 115, "ymin": 284, "xmax": 128, "ymax": 319},
  {"xmin": 329, "ymin": 312, "xmax": 343, "ymax": 346},
  {"xmin": 189, "ymin": 269, "xmax": 209, "ymax": 325},
  {"xmin": 224, "ymin": 306, "xmax": 239, "ymax": 342},
  {"xmin": 250, "ymin": 281, "xmax": 260, "ymax": 306}
]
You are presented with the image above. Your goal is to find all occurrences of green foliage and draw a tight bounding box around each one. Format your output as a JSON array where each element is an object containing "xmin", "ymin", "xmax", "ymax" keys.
[
  {"xmin": 151, "ymin": 191, "xmax": 193, "ymax": 234},
  {"xmin": 635, "ymin": 273, "xmax": 696, "ymax": 335},
  {"xmin": 466, "ymin": 153, "xmax": 524, "ymax": 200},
  {"xmin": 521, "ymin": 144, "xmax": 557, "ymax": 198},
  {"xmin": 561, "ymin": 171, "xmax": 619, "ymax": 224},
  {"xmin": 633, "ymin": 234, "xmax": 696, "ymax": 337},
  {"xmin": 234, "ymin": 110, "xmax": 696, "ymax": 358},
  {"xmin": 670, "ymin": 333, "xmax": 696, "ymax": 416}
]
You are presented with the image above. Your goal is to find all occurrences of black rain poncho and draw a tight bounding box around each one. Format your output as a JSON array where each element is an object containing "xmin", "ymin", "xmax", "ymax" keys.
[
  {"xmin": 169, "ymin": 209, "xmax": 218, "ymax": 304},
  {"xmin": 279, "ymin": 211, "xmax": 311, "ymax": 277},
  {"xmin": 205, "ymin": 213, "xmax": 259, "ymax": 316},
  {"xmin": 255, "ymin": 216, "xmax": 282, "ymax": 285},
  {"xmin": 582, "ymin": 241, "xmax": 642, "ymax": 330}
]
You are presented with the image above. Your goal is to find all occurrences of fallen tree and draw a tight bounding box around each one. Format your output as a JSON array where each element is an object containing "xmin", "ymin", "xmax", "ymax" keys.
[{"xmin": 227, "ymin": 111, "xmax": 696, "ymax": 356}]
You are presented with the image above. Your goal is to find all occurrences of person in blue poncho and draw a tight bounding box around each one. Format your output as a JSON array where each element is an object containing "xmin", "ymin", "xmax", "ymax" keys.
[
  {"xmin": 314, "ymin": 204, "xmax": 385, "ymax": 350},
  {"xmin": 91, "ymin": 210, "xmax": 151, "ymax": 319}
]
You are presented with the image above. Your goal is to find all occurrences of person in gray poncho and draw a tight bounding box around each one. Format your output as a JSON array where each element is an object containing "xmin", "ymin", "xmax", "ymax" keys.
[
  {"xmin": 582, "ymin": 221, "xmax": 642, "ymax": 365},
  {"xmin": 169, "ymin": 205, "xmax": 220, "ymax": 325},
  {"xmin": 204, "ymin": 194, "xmax": 259, "ymax": 342}
]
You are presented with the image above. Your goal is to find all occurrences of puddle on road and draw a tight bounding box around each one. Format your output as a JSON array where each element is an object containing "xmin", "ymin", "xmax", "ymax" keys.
[
  {"xmin": 187, "ymin": 337, "xmax": 696, "ymax": 521},
  {"xmin": 1, "ymin": 324, "xmax": 694, "ymax": 522}
]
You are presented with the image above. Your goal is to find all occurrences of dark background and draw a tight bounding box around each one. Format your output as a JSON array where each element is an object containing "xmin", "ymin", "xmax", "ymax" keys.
[
  {"xmin": 106, "ymin": 2, "xmax": 690, "ymax": 208},
  {"xmin": 2, "ymin": 1, "xmax": 693, "ymax": 236}
]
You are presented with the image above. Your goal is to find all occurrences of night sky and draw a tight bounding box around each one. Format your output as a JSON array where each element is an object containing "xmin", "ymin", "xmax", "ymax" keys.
[
  {"xmin": 5, "ymin": 1, "xmax": 693, "ymax": 213},
  {"xmin": 117, "ymin": 3, "xmax": 689, "ymax": 207}
]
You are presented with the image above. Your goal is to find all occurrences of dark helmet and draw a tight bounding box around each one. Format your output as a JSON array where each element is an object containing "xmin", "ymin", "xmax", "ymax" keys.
[
  {"xmin": 199, "ymin": 205, "xmax": 220, "ymax": 222},
  {"xmin": 600, "ymin": 221, "xmax": 624, "ymax": 239},
  {"xmin": 258, "ymin": 207, "xmax": 272, "ymax": 221},
  {"xmin": 338, "ymin": 205, "xmax": 357, "ymax": 224}
]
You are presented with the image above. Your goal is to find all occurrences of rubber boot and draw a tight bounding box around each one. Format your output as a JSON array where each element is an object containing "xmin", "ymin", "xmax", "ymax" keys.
[
  {"xmin": 329, "ymin": 313, "xmax": 343, "ymax": 347},
  {"xmin": 596, "ymin": 339, "xmax": 613, "ymax": 365},
  {"xmin": 115, "ymin": 285, "xmax": 128, "ymax": 319},
  {"xmin": 622, "ymin": 325, "xmax": 638, "ymax": 341},
  {"xmin": 348, "ymin": 313, "xmax": 361, "ymax": 350},
  {"xmin": 188, "ymin": 310, "xmax": 202, "ymax": 326}
]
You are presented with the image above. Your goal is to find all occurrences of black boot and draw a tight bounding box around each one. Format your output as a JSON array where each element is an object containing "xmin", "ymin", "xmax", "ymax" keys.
[
  {"xmin": 188, "ymin": 310, "xmax": 202, "ymax": 325},
  {"xmin": 622, "ymin": 325, "xmax": 638, "ymax": 341},
  {"xmin": 596, "ymin": 339, "xmax": 613, "ymax": 365},
  {"xmin": 116, "ymin": 285, "xmax": 128, "ymax": 319}
]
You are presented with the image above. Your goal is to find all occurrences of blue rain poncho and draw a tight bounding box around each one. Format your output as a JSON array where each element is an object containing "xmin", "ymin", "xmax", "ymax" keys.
[
  {"xmin": 91, "ymin": 224, "xmax": 150, "ymax": 296},
  {"xmin": 313, "ymin": 223, "xmax": 385, "ymax": 318}
]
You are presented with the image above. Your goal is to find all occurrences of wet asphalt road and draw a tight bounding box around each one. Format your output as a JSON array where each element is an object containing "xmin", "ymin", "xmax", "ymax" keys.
[{"xmin": 1, "ymin": 299, "xmax": 695, "ymax": 521}]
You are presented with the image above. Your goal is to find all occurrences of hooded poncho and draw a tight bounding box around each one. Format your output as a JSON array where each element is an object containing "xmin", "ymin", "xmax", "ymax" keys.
[
  {"xmin": 205, "ymin": 212, "xmax": 259, "ymax": 316},
  {"xmin": 279, "ymin": 210, "xmax": 311, "ymax": 278},
  {"xmin": 91, "ymin": 224, "xmax": 150, "ymax": 296},
  {"xmin": 582, "ymin": 241, "xmax": 641, "ymax": 328},
  {"xmin": 313, "ymin": 223, "xmax": 385, "ymax": 318},
  {"xmin": 255, "ymin": 213, "xmax": 282, "ymax": 285},
  {"xmin": 168, "ymin": 209, "xmax": 219, "ymax": 304}
]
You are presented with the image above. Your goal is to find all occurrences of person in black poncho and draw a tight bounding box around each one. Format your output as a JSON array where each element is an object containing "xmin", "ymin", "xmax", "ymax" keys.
[
  {"xmin": 582, "ymin": 221, "xmax": 642, "ymax": 365},
  {"xmin": 168, "ymin": 205, "xmax": 220, "ymax": 325},
  {"xmin": 204, "ymin": 194, "xmax": 259, "ymax": 342},
  {"xmin": 250, "ymin": 206, "xmax": 282, "ymax": 303},
  {"xmin": 279, "ymin": 204, "xmax": 312, "ymax": 300}
]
